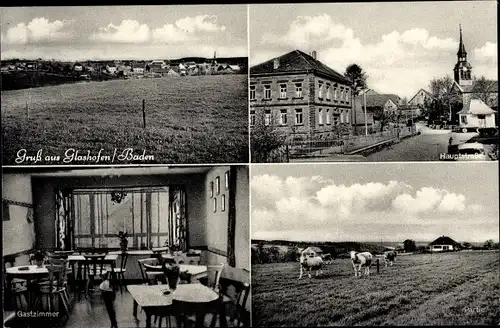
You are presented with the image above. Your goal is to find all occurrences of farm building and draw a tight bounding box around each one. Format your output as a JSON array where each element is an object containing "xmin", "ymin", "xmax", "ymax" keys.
[
  {"xmin": 167, "ymin": 68, "xmax": 180, "ymax": 77},
  {"xmin": 299, "ymin": 246, "xmax": 323, "ymax": 257},
  {"xmin": 457, "ymin": 99, "xmax": 496, "ymax": 128},
  {"xmin": 429, "ymin": 235, "xmax": 460, "ymax": 252}
]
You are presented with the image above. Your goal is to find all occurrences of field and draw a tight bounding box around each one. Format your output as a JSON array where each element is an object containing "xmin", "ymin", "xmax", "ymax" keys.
[
  {"xmin": 252, "ymin": 251, "xmax": 499, "ymax": 326},
  {"xmin": 1, "ymin": 75, "xmax": 248, "ymax": 164}
]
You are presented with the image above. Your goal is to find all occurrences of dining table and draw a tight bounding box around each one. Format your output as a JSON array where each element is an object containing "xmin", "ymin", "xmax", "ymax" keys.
[
  {"xmin": 127, "ymin": 283, "xmax": 227, "ymax": 328},
  {"xmin": 67, "ymin": 253, "xmax": 119, "ymax": 293},
  {"xmin": 5, "ymin": 265, "xmax": 50, "ymax": 311},
  {"xmin": 144, "ymin": 264, "xmax": 208, "ymax": 283}
]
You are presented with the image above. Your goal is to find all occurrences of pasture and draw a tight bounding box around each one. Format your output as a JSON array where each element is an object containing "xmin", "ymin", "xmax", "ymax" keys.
[
  {"xmin": 252, "ymin": 251, "xmax": 499, "ymax": 326},
  {"xmin": 1, "ymin": 75, "xmax": 248, "ymax": 164}
]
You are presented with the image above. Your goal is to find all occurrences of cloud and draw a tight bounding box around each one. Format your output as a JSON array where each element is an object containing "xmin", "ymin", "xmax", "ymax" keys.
[
  {"xmin": 153, "ymin": 15, "xmax": 226, "ymax": 44},
  {"xmin": 90, "ymin": 20, "xmax": 151, "ymax": 43},
  {"xmin": 251, "ymin": 174, "xmax": 494, "ymax": 242},
  {"xmin": 474, "ymin": 41, "xmax": 497, "ymax": 60},
  {"xmin": 175, "ymin": 15, "xmax": 226, "ymax": 33},
  {"xmin": 1, "ymin": 17, "xmax": 72, "ymax": 45}
]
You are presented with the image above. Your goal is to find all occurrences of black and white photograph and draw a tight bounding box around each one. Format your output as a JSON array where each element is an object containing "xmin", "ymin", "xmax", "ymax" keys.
[
  {"xmin": 2, "ymin": 165, "xmax": 250, "ymax": 328},
  {"xmin": 251, "ymin": 163, "xmax": 499, "ymax": 326},
  {"xmin": 1, "ymin": 5, "xmax": 249, "ymax": 165},
  {"xmin": 249, "ymin": 2, "xmax": 498, "ymax": 163}
]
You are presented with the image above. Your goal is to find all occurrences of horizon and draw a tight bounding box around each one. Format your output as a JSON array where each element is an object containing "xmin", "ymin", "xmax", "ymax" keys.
[
  {"xmin": 1, "ymin": 55, "xmax": 248, "ymax": 62},
  {"xmin": 250, "ymin": 238, "xmax": 496, "ymax": 245}
]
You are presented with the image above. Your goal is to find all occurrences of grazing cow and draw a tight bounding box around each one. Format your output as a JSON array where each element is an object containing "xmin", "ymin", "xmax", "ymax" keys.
[
  {"xmin": 384, "ymin": 251, "xmax": 397, "ymax": 267},
  {"xmin": 298, "ymin": 253, "xmax": 323, "ymax": 279},
  {"xmin": 350, "ymin": 251, "xmax": 373, "ymax": 277}
]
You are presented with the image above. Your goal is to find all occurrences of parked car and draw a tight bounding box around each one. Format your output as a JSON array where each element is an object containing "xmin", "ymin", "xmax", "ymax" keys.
[{"xmin": 456, "ymin": 142, "xmax": 489, "ymax": 161}]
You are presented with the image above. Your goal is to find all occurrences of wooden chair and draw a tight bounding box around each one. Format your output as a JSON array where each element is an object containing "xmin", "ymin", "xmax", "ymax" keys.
[
  {"xmin": 204, "ymin": 264, "xmax": 224, "ymax": 291},
  {"xmin": 138, "ymin": 258, "xmax": 163, "ymax": 285},
  {"xmin": 4, "ymin": 257, "xmax": 29, "ymax": 312},
  {"xmin": 112, "ymin": 252, "xmax": 128, "ymax": 294},
  {"xmin": 204, "ymin": 281, "xmax": 251, "ymax": 327},
  {"xmin": 172, "ymin": 293, "xmax": 224, "ymax": 328},
  {"xmin": 83, "ymin": 254, "xmax": 109, "ymax": 297},
  {"xmin": 32, "ymin": 260, "xmax": 71, "ymax": 317}
]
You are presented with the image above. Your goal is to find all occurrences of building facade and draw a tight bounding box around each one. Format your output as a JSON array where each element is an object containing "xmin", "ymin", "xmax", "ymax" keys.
[{"xmin": 250, "ymin": 50, "xmax": 353, "ymax": 141}]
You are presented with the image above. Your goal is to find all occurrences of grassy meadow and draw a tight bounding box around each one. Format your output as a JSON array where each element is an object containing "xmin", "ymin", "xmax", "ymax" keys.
[
  {"xmin": 1, "ymin": 75, "xmax": 248, "ymax": 164},
  {"xmin": 252, "ymin": 251, "xmax": 499, "ymax": 326}
]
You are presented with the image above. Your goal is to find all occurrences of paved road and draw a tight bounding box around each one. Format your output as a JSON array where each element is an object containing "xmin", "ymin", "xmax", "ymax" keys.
[{"xmin": 366, "ymin": 126, "xmax": 451, "ymax": 161}]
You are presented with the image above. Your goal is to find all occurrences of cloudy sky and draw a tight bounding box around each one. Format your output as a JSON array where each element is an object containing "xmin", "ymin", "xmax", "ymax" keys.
[
  {"xmin": 249, "ymin": 2, "xmax": 497, "ymax": 99},
  {"xmin": 251, "ymin": 163, "xmax": 499, "ymax": 244},
  {"xmin": 0, "ymin": 5, "xmax": 247, "ymax": 61}
]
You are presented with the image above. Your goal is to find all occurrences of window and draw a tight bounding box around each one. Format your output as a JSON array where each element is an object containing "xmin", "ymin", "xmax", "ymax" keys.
[
  {"xmin": 250, "ymin": 110, "xmax": 255, "ymax": 126},
  {"xmin": 250, "ymin": 85, "xmax": 256, "ymax": 100},
  {"xmin": 295, "ymin": 83, "xmax": 302, "ymax": 97},
  {"xmin": 346, "ymin": 110, "xmax": 350, "ymax": 123},
  {"xmin": 224, "ymin": 171, "xmax": 229, "ymax": 190},
  {"xmin": 280, "ymin": 109, "xmax": 287, "ymax": 125},
  {"xmin": 334, "ymin": 87, "xmax": 338, "ymax": 100},
  {"xmin": 333, "ymin": 116, "xmax": 339, "ymax": 126},
  {"xmin": 221, "ymin": 195, "xmax": 226, "ymax": 212},
  {"xmin": 340, "ymin": 110, "xmax": 344, "ymax": 123},
  {"xmin": 264, "ymin": 110, "xmax": 271, "ymax": 126},
  {"xmin": 346, "ymin": 88, "xmax": 350, "ymax": 103},
  {"xmin": 209, "ymin": 182, "xmax": 214, "ymax": 197},
  {"xmin": 340, "ymin": 88, "xmax": 344, "ymax": 102},
  {"xmin": 215, "ymin": 176, "xmax": 220, "ymax": 195},
  {"xmin": 326, "ymin": 108, "xmax": 331, "ymax": 125},
  {"xmin": 280, "ymin": 84, "xmax": 287, "ymax": 99},
  {"xmin": 295, "ymin": 108, "xmax": 303, "ymax": 125},
  {"xmin": 318, "ymin": 82, "xmax": 323, "ymax": 99},
  {"xmin": 73, "ymin": 186, "xmax": 186, "ymax": 249},
  {"xmin": 318, "ymin": 108, "xmax": 323, "ymax": 125},
  {"xmin": 326, "ymin": 85, "xmax": 330, "ymax": 100},
  {"xmin": 461, "ymin": 115, "xmax": 467, "ymax": 124},
  {"xmin": 213, "ymin": 197, "xmax": 217, "ymax": 213},
  {"xmin": 264, "ymin": 85, "xmax": 271, "ymax": 99}
]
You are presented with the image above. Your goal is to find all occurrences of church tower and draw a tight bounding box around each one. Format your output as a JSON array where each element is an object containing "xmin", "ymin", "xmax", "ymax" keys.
[{"xmin": 453, "ymin": 24, "xmax": 473, "ymax": 86}]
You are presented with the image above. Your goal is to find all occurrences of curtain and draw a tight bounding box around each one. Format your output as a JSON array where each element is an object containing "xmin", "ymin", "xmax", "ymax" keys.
[
  {"xmin": 55, "ymin": 189, "xmax": 72, "ymax": 250},
  {"xmin": 170, "ymin": 187, "xmax": 188, "ymax": 251}
]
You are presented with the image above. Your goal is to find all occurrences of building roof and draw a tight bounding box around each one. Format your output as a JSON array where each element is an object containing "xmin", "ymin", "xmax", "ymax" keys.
[
  {"xmin": 250, "ymin": 49, "xmax": 350, "ymax": 84},
  {"xmin": 429, "ymin": 236, "xmax": 459, "ymax": 246},
  {"xmin": 408, "ymin": 88, "xmax": 435, "ymax": 103},
  {"xmin": 300, "ymin": 246, "xmax": 323, "ymax": 254},
  {"xmin": 364, "ymin": 94, "xmax": 400, "ymax": 108},
  {"xmin": 457, "ymin": 99, "xmax": 496, "ymax": 115},
  {"xmin": 454, "ymin": 79, "xmax": 498, "ymax": 93}
]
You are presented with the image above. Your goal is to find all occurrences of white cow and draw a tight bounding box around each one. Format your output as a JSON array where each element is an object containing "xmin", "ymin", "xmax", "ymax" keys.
[
  {"xmin": 298, "ymin": 253, "xmax": 323, "ymax": 279},
  {"xmin": 350, "ymin": 251, "xmax": 373, "ymax": 277}
]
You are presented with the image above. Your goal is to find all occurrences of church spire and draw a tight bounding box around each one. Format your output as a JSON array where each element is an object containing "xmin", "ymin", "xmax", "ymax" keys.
[{"xmin": 457, "ymin": 24, "xmax": 467, "ymax": 59}]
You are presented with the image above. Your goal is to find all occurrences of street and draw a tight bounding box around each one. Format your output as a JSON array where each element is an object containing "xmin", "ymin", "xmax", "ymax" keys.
[{"xmin": 366, "ymin": 132, "xmax": 450, "ymax": 161}]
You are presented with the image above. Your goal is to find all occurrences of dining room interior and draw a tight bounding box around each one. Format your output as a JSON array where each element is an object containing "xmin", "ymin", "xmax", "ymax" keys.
[{"xmin": 2, "ymin": 165, "xmax": 250, "ymax": 328}]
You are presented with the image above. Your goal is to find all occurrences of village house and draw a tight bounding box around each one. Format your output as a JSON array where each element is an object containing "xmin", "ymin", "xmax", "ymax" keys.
[
  {"xmin": 298, "ymin": 246, "xmax": 323, "ymax": 258},
  {"xmin": 106, "ymin": 65, "xmax": 117, "ymax": 74},
  {"xmin": 250, "ymin": 50, "xmax": 353, "ymax": 141},
  {"xmin": 363, "ymin": 94, "xmax": 401, "ymax": 118},
  {"xmin": 408, "ymin": 88, "xmax": 434, "ymax": 117},
  {"xmin": 428, "ymin": 236, "xmax": 460, "ymax": 252},
  {"xmin": 73, "ymin": 63, "xmax": 83, "ymax": 72},
  {"xmin": 457, "ymin": 99, "xmax": 496, "ymax": 128},
  {"xmin": 351, "ymin": 96, "xmax": 375, "ymax": 134}
]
